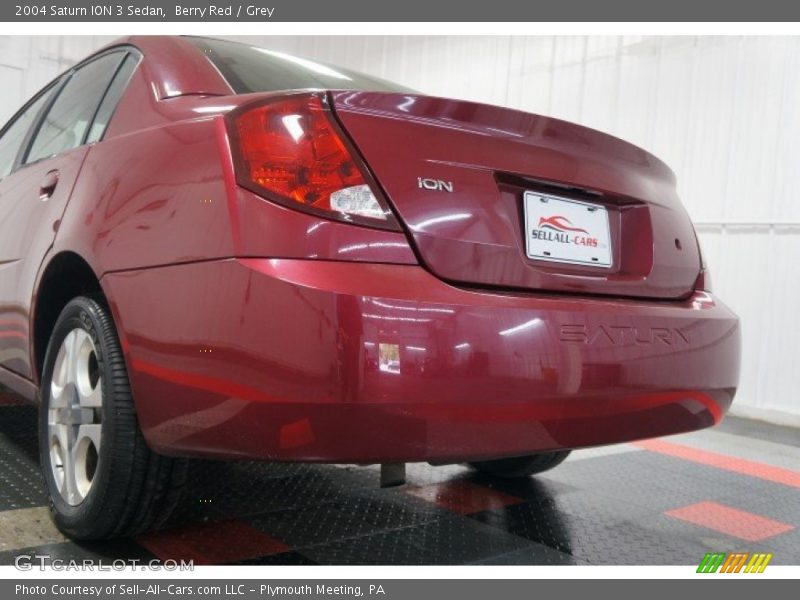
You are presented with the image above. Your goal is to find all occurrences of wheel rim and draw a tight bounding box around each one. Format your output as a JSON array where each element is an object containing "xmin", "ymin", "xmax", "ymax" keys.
[{"xmin": 48, "ymin": 328, "xmax": 103, "ymax": 506}]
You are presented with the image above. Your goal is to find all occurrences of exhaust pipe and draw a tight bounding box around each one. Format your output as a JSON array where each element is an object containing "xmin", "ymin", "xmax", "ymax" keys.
[{"xmin": 380, "ymin": 462, "xmax": 406, "ymax": 487}]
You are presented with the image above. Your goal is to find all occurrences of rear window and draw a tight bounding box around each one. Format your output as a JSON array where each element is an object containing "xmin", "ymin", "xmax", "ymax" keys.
[
  {"xmin": 26, "ymin": 51, "xmax": 126, "ymax": 164},
  {"xmin": 187, "ymin": 37, "xmax": 412, "ymax": 94}
]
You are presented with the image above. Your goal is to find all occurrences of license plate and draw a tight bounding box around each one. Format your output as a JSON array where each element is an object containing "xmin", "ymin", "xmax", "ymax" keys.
[{"xmin": 523, "ymin": 191, "xmax": 612, "ymax": 268}]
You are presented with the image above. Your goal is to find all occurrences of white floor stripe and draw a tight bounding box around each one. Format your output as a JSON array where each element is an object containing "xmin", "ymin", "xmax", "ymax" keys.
[{"xmin": 0, "ymin": 507, "xmax": 66, "ymax": 553}]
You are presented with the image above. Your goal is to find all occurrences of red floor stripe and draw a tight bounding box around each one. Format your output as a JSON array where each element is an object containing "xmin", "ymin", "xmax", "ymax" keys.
[
  {"xmin": 406, "ymin": 479, "xmax": 524, "ymax": 515},
  {"xmin": 666, "ymin": 501, "xmax": 794, "ymax": 542},
  {"xmin": 0, "ymin": 331, "xmax": 26, "ymax": 340},
  {"xmin": 634, "ymin": 439, "xmax": 800, "ymax": 489},
  {"xmin": 137, "ymin": 519, "xmax": 289, "ymax": 565}
]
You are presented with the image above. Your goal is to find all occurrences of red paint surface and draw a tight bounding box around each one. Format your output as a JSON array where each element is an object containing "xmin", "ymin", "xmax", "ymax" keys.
[
  {"xmin": 0, "ymin": 146, "xmax": 89, "ymax": 378},
  {"xmin": 406, "ymin": 480, "xmax": 524, "ymax": 515},
  {"xmin": 666, "ymin": 502, "xmax": 795, "ymax": 542},
  {"xmin": 0, "ymin": 392, "xmax": 25, "ymax": 406},
  {"xmin": 137, "ymin": 519, "xmax": 289, "ymax": 565},
  {"xmin": 635, "ymin": 439, "xmax": 800, "ymax": 489},
  {"xmin": 0, "ymin": 36, "xmax": 741, "ymax": 463},
  {"xmin": 103, "ymin": 258, "xmax": 739, "ymax": 462},
  {"xmin": 333, "ymin": 91, "xmax": 699, "ymax": 300},
  {"xmin": 215, "ymin": 114, "xmax": 242, "ymax": 254}
]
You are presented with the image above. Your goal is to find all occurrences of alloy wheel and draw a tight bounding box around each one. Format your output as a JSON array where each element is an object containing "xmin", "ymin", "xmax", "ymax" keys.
[{"xmin": 47, "ymin": 328, "xmax": 103, "ymax": 506}]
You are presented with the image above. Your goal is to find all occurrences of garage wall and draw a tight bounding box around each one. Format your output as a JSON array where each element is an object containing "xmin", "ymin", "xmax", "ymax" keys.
[{"xmin": 1, "ymin": 35, "xmax": 798, "ymax": 423}]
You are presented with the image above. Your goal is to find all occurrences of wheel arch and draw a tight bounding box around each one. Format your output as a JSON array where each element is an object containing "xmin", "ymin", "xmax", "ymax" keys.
[{"xmin": 32, "ymin": 251, "xmax": 106, "ymax": 385}]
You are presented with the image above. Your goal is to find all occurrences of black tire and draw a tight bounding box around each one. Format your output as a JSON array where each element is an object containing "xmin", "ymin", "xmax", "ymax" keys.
[
  {"xmin": 38, "ymin": 296, "xmax": 187, "ymax": 540},
  {"xmin": 468, "ymin": 450, "xmax": 571, "ymax": 478}
]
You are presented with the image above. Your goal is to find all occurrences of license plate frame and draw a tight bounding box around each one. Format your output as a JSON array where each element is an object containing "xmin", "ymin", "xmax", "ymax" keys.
[{"xmin": 523, "ymin": 191, "xmax": 613, "ymax": 268}]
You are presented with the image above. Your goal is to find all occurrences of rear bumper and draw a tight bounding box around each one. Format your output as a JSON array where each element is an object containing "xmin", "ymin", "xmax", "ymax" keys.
[{"xmin": 103, "ymin": 258, "xmax": 741, "ymax": 463}]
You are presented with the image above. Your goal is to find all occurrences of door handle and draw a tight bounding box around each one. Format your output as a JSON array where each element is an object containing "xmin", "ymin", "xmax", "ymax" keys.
[{"xmin": 39, "ymin": 170, "xmax": 60, "ymax": 201}]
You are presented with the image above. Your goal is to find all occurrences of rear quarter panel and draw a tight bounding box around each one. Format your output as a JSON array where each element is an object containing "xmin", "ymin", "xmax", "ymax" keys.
[
  {"xmin": 53, "ymin": 87, "xmax": 419, "ymax": 276},
  {"xmin": 52, "ymin": 116, "xmax": 235, "ymax": 274}
]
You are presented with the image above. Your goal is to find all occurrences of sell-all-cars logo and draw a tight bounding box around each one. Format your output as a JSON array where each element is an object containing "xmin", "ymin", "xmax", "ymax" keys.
[
  {"xmin": 538, "ymin": 215, "xmax": 588, "ymax": 234},
  {"xmin": 696, "ymin": 552, "xmax": 773, "ymax": 573},
  {"xmin": 532, "ymin": 215, "xmax": 601, "ymax": 248}
]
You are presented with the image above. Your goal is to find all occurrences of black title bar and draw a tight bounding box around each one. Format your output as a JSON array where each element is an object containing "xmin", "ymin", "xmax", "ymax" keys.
[{"xmin": 4, "ymin": 0, "xmax": 800, "ymax": 22}]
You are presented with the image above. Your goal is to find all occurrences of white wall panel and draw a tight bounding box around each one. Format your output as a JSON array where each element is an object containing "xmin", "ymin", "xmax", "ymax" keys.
[
  {"xmin": 0, "ymin": 65, "xmax": 23, "ymax": 121},
  {"xmin": 772, "ymin": 40, "xmax": 800, "ymax": 224},
  {"xmin": 506, "ymin": 37, "xmax": 554, "ymax": 113},
  {"xmin": 724, "ymin": 39, "xmax": 787, "ymax": 224},
  {"xmin": 579, "ymin": 51, "xmax": 618, "ymax": 135},
  {"xmin": 648, "ymin": 39, "xmax": 694, "ymax": 192},
  {"xmin": 680, "ymin": 38, "xmax": 737, "ymax": 224},
  {"xmin": 0, "ymin": 35, "xmax": 797, "ymax": 421}
]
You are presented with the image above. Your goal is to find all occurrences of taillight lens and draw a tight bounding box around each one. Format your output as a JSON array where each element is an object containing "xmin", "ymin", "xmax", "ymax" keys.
[{"xmin": 229, "ymin": 93, "xmax": 398, "ymax": 230}]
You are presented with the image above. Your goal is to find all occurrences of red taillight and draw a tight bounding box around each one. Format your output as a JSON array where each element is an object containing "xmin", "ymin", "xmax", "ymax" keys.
[{"xmin": 228, "ymin": 93, "xmax": 398, "ymax": 230}]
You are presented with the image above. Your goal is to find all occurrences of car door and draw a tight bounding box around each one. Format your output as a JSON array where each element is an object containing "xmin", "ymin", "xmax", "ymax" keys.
[{"xmin": 0, "ymin": 50, "xmax": 128, "ymax": 379}]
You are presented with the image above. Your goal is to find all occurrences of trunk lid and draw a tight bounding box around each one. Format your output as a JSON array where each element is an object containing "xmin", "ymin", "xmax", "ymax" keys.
[{"xmin": 331, "ymin": 91, "xmax": 700, "ymax": 300}]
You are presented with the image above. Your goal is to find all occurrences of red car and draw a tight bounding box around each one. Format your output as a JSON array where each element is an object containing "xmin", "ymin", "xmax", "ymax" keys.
[{"xmin": 0, "ymin": 36, "xmax": 740, "ymax": 539}]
